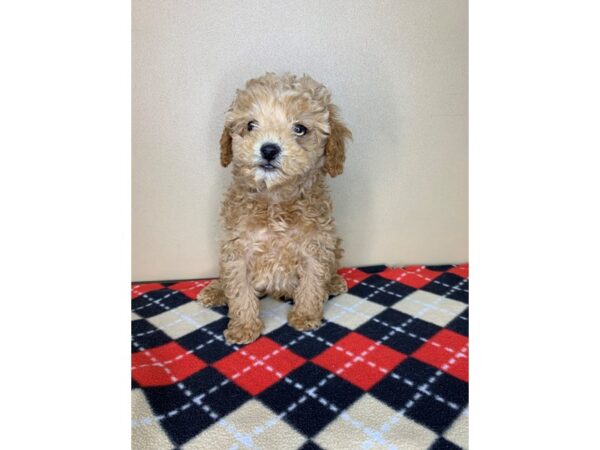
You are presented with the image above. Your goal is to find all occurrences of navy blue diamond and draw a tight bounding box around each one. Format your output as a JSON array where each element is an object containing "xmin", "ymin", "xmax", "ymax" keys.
[
  {"xmin": 429, "ymin": 437, "xmax": 463, "ymax": 450},
  {"xmin": 356, "ymin": 264, "xmax": 387, "ymax": 274},
  {"xmin": 407, "ymin": 392, "xmax": 464, "ymax": 435},
  {"xmin": 298, "ymin": 440, "xmax": 325, "ymax": 450},
  {"xmin": 372, "ymin": 358, "xmax": 467, "ymax": 413},
  {"xmin": 133, "ymin": 289, "xmax": 191, "ymax": 318},
  {"xmin": 176, "ymin": 317, "xmax": 236, "ymax": 363},
  {"xmin": 268, "ymin": 321, "xmax": 351, "ymax": 359},
  {"xmin": 425, "ymin": 265, "xmax": 455, "ymax": 272},
  {"xmin": 446, "ymin": 308, "xmax": 468, "ymax": 337},
  {"xmin": 131, "ymin": 319, "xmax": 172, "ymax": 351},
  {"xmin": 421, "ymin": 273, "xmax": 468, "ymax": 303},
  {"xmin": 143, "ymin": 367, "xmax": 250, "ymax": 446},
  {"xmin": 371, "ymin": 358, "xmax": 467, "ymax": 435},
  {"xmin": 356, "ymin": 308, "xmax": 440, "ymax": 355},
  {"xmin": 349, "ymin": 274, "xmax": 416, "ymax": 306},
  {"xmin": 370, "ymin": 358, "xmax": 436, "ymax": 410},
  {"xmin": 258, "ymin": 362, "xmax": 363, "ymax": 437}
]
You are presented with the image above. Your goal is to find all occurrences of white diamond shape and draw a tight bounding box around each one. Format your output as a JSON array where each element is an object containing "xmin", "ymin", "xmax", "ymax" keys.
[
  {"xmin": 260, "ymin": 296, "xmax": 291, "ymax": 334},
  {"xmin": 324, "ymin": 293, "xmax": 386, "ymax": 329},
  {"xmin": 182, "ymin": 399, "xmax": 305, "ymax": 449},
  {"xmin": 314, "ymin": 394, "xmax": 437, "ymax": 449},
  {"xmin": 392, "ymin": 290, "xmax": 467, "ymax": 327},
  {"xmin": 147, "ymin": 301, "xmax": 222, "ymax": 339},
  {"xmin": 444, "ymin": 408, "xmax": 468, "ymax": 449},
  {"xmin": 131, "ymin": 390, "xmax": 174, "ymax": 449}
]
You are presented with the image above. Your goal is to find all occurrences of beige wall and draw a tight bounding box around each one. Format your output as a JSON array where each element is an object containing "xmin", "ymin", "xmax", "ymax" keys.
[{"xmin": 132, "ymin": 0, "xmax": 468, "ymax": 281}]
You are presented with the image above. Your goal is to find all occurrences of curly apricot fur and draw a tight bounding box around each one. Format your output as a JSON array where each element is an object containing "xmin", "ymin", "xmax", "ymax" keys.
[{"xmin": 197, "ymin": 73, "xmax": 351, "ymax": 344}]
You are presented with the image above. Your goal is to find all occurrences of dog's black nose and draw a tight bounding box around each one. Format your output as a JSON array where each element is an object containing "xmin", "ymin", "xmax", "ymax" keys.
[{"xmin": 260, "ymin": 143, "xmax": 281, "ymax": 161}]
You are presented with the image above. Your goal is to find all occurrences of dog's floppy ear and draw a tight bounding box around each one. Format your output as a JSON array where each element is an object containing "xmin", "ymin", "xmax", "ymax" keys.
[
  {"xmin": 220, "ymin": 126, "xmax": 233, "ymax": 167},
  {"xmin": 324, "ymin": 105, "xmax": 352, "ymax": 177}
]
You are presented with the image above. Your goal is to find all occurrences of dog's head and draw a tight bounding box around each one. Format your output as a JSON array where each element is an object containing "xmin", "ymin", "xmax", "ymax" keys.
[{"xmin": 219, "ymin": 73, "xmax": 351, "ymax": 190}]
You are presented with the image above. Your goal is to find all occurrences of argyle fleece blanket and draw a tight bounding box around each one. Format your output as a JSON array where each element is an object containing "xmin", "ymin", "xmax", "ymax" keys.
[{"xmin": 132, "ymin": 264, "xmax": 469, "ymax": 449}]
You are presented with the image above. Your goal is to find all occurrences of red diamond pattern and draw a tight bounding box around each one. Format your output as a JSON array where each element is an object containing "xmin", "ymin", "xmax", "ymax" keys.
[
  {"xmin": 213, "ymin": 337, "xmax": 305, "ymax": 395},
  {"xmin": 169, "ymin": 279, "xmax": 213, "ymax": 300},
  {"xmin": 379, "ymin": 266, "xmax": 443, "ymax": 289},
  {"xmin": 338, "ymin": 267, "xmax": 371, "ymax": 289},
  {"xmin": 131, "ymin": 264, "xmax": 469, "ymax": 448},
  {"xmin": 312, "ymin": 332, "xmax": 406, "ymax": 390},
  {"xmin": 131, "ymin": 342, "xmax": 206, "ymax": 387},
  {"xmin": 412, "ymin": 329, "xmax": 469, "ymax": 382},
  {"xmin": 449, "ymin": 264, "xmax": 469, "ymax": 278},
  {"xmin": 131, "ymin": 283, "xmax": 164, "ymax": 299}
]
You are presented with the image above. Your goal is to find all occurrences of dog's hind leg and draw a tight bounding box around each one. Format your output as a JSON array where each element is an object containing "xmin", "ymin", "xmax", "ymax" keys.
[
  {"xmin": 327, "ymin": 238, "xmax": 348, "ymax": 296},
  {"xmin": 328, "ymin": 273, "xmax": 348, "ymax": 296},
  {"xmin": 197, "ymin": 279, "xmax": 227, "ymax": 307}
]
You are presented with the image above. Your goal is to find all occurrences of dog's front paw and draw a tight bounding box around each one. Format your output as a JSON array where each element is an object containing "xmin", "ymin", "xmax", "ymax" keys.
[
  {"xmin": 224, "ymin": 320, "xmax": 263, "ymax": 345},
  {"xmin": 288, "ymin": 311, "xmax": 322, "ymax": 331},
  {"xmin": 196, "ymin": 281, "xmax": 227, "ymax": 307}
]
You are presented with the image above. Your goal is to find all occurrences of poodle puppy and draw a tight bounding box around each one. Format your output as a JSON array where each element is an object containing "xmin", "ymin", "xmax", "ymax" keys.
[{"xmin": 197, "ymin": 73, "xmax": 352, "ymax": 344}]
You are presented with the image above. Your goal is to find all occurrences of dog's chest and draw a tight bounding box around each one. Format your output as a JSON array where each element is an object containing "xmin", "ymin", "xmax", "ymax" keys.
[
  {"xmin": 245, "ymin": 213, "xmax": 303, "ymax": 258},
  {"xmin": 243, "ymin": 206, "xmax": 307, "ymax": 293}
]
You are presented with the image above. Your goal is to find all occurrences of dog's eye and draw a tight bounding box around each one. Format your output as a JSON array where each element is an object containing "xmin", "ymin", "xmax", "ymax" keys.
[
  {"xmin": 292, "ymin": 124, "xmax": 308, "ymax": 136},
  {"xmin": 247, "ymin": 121, "xmax": 258, "ymax": 131}
]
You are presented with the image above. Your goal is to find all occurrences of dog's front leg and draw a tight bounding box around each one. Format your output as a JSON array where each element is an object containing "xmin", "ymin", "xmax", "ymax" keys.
[
  {"xmin": 288, "ymin": 253, "xmax": 330, "ymax": 331},
  {"xmin": 221, "ymin": 260, "xmax": 263, "ymax": 344}
]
